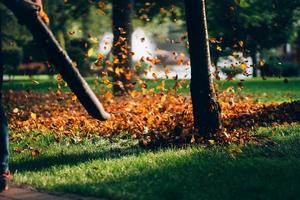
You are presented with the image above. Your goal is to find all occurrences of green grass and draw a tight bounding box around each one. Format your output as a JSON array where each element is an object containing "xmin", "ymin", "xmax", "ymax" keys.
[
  {"xmin": 10, "ymin": 124, "xmax": 300, "ymax": 200},
  {"xmin": 217, "ymin": 77, "xmax": 300, "ymax": 102},
  {"xmin": 5, "ymin": 75, "xmax": 300, "ymax": 199},
  {"xmin": 3, "ymin": 75, "xmax": 72, "ymax": 93},
  {"xmin": 3, "ymin": 76, "xmax": 300, "ymax": 102}
]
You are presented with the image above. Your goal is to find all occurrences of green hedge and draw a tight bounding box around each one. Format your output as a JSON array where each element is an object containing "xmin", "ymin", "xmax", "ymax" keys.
[
  {"xmin": 261, "ymin": 60, "xmax": 299, "ymax": 77},
  {"xmin": 221, "ymin": 66, "xmax": 244, "ymax": 77}
]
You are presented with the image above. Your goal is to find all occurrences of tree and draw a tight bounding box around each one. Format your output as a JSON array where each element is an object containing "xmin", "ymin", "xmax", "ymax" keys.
[
  {"xmin": 134, "ymin": 0, "xmax": 184, "ymax": 21},
  {"xmin": 207, "ymin": 0, "xmax": 299, "ymax": 76},
  {"xmin": 112, "ymin": 0, "xmax": 134, "ymax": 95},
  {"xmin": 43, "ymin": 0, "xmax": 103, "ymax": 47},
  {"xmin": 0, "ymin": 4, "xmax": 32, "ymax": 47},
  {"xmin": 184, "ymin": 0, "xmax": 221, "ymax": 136}
]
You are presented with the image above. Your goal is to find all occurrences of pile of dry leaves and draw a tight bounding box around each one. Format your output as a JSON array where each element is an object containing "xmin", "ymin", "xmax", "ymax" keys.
[{"xmin": 3, "ymin": 88, "xmax": 300, "ymax": 147}]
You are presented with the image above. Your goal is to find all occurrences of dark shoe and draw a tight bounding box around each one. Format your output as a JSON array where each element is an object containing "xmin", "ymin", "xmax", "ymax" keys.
[{"xmin": 0, "ymin": 171, "xmax": 11, "ymax": 192}]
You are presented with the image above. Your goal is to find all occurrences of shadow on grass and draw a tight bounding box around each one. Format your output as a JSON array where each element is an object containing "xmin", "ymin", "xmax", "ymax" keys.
[
  {"xmin": 11, "ymin": 136, "xmax": 300, "ymax": 200},
  {"xmin": 11, "ymin": 145, "xmax": 144, "ymax": 172},
  {"xmin": 10, "ymin": 113, "xmax": 300, "ymax": 200},
  {"xmin": 50, "ymin": 147, "xmax": 300, "ymax": 200}
]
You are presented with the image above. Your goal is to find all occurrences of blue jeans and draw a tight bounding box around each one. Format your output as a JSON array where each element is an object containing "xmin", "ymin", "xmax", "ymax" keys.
[{"xmin": 0, "ymin": 105, "xmax": 9, "ymax": 174}]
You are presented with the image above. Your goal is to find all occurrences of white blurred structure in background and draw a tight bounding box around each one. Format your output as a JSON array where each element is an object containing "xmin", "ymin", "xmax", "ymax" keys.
[
  {"xmin": 98, "ymin": 29, "xmax": 253, "ymax": 80},
  {"xmin": 98, "ymin": 28, "xmax": 156, "ymax": 61}
]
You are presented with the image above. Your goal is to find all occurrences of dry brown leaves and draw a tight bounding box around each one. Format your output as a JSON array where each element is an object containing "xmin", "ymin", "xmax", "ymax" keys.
[{"xmin": 3, "ymin": 89, "xmax": 300, "ymax": 147}]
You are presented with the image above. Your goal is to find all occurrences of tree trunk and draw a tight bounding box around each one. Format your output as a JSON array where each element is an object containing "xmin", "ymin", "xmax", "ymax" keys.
[
  {"xmin": 1, "ymin": 0, "xmax": 110, "ymax": 120},
  {"xmin": 251, "ymin": 49, "xmax": 257, "ymax": 77},
  {"xmin": 297, "ymin": 30, "xmax": 300, "ymax": 64},
  {"xmin": 184, "ymin": 0, "xmax": 221, "ymax": 136},
  {"xmin": 112, "ymin": 0, "xmax": 134, "ymax": 95}
]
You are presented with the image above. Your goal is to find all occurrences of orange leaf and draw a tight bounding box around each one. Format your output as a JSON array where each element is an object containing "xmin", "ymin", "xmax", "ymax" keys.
[
  {"xmin": 152, "ymin": 73, "xmax": 158, "ymax": 79},
  {"xmin": 31, "ymin": 112, "xmax": 37, "ymax": 120},
  {"xmin": 31, "ymin": 149, "xmax": 41, "ymax": 157}
]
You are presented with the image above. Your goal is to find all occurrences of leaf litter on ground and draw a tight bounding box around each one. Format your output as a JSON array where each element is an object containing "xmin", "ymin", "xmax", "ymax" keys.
[{"xmin": 3, "ymin": 86, "xmax": 300, "ymax": 148}]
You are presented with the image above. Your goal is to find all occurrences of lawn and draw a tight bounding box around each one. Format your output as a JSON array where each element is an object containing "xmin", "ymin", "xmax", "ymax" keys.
[
  {"xmin": 3, "ymin": 76, "xmax": 300, "ymax": 199},
  {"xmin": 3, "ymin": 76, "xmax": 300, "ymax": 102},
  {"xmin": 10, "ymin": 125, "xmax": 300, "ymax": 200}
]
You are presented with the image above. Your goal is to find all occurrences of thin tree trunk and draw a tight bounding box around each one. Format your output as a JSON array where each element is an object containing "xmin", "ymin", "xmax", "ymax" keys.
[
  {"xmin": 184, "ymin": 0, "xmax": 221, "ymax": 136},
  {"xmin": 112, "ymin": 0, "xmax": 134, "ymax": 95},
  {"xmin": 1, "ymin": 0, "xmax": 110, "ymax": 120},
  {"xmin": 297, "ymin": 30, "xmax": 300, "ymax": 64},
  {"xmin": 251, "ymin": 49, "xmax": 257, "ymax": 77}
]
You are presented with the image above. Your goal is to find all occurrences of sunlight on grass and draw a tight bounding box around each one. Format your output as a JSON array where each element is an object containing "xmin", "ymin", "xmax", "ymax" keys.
[
  {"xmin": 4, "ymin": 77, "xmax": 300, "ymax": 102},
  {"xmin": 10, "ymin": 124, "xmax": 300, "ymax": 200}
]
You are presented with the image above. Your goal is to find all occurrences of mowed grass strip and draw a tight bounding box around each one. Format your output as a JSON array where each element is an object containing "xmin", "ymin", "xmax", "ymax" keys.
[{"xmin": 3, "ymin": 76, "xmax": 300, "ymax": 102}]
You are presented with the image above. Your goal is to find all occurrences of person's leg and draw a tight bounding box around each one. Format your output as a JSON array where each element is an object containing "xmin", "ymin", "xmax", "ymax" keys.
[
  {"xmin": 0, "ymin": 105, "xmax": 9, "ymax": 175},
  {"xmin": 0, "ymin": 106, "xmax": 10, "ymax": 192},
  {"xmin": 0, "ymin": 10, "xmax": 10, "ymax": 192}
]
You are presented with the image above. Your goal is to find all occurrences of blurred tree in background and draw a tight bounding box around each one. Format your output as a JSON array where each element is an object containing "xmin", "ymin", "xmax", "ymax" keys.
[
  {"xmin": 207, "ymin": 0, "xmax": 300, "ymax": 76},
  {"xmin": 0, "ymin": 0, "xmax": 299, "ymax": 77}
]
